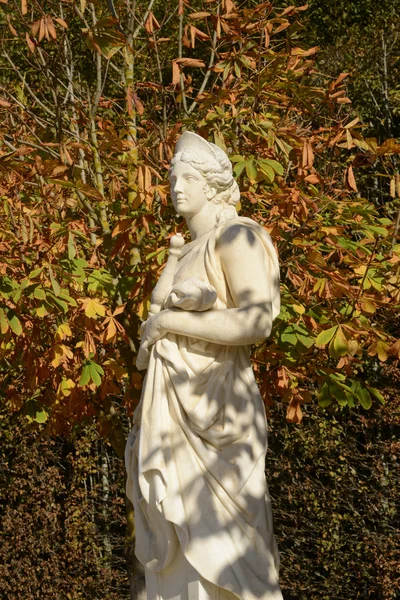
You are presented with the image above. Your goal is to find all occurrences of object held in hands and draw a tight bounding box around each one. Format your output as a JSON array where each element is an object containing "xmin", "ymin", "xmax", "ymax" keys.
[{"xmin": 136, "ymin": 234, "xmax": 185, "ymax": 371}]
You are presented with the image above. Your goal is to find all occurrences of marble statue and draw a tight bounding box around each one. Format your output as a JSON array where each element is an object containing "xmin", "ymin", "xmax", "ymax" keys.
[{"xmin": 125, "ymin": 131, "xmax": 282, "ymax": 600}]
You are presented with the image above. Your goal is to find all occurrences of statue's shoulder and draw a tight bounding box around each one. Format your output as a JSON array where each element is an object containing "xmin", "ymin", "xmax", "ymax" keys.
[{"xmin": 217, "ymin": 215, "xmax": 269, "ymax": 247}]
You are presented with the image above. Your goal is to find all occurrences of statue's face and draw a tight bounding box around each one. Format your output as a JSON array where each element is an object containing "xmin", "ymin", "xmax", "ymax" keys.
[{"xmin": 169, "ymin": 161, "xmax": 213, "ymax": 218}]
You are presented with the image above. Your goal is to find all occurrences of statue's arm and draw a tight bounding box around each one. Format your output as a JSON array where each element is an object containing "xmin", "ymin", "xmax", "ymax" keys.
[{"xmin": 140, "ymin": 223, "xmax": 276, "ymax": 349}]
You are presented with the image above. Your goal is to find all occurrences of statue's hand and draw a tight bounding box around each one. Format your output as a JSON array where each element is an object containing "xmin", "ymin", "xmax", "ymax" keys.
[{"xmin": 139, "ymin": 312, "xmax": 167, "ymax": 353}]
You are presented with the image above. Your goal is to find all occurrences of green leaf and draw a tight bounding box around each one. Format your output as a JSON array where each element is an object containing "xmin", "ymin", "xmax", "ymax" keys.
[
  {"xmin": 33, "ymin": 287, "xmax": 46, "ymax": 300},
  {"xmin": 233, "ymin": 161, "xmax": 248, "ymax": 178},
  {"xmin": 329, "ymin": 326, "xmax": 348, "ymax": 358},
  {"xmin": 318, "ymin": 382, "xmax": 332, "ymax": 407},
  {"xmin": 49, "ymin": 265, "xmax": 61, "ymax": 296},
  {"xmin": 258, "ymin": 162, "xmax": 275, "ymax": 182},
  {"xmin": 0, "ymin": 308, "xmax": 9, "ymax": 334},
  {"xmin": 25, "ymin": 399, "xmax": 49, "ymax": 424},
  {"xmin": 353, "ymin": 381, "xmax": 372, "ymax": 409},
  {"xmin": 68, "ymin": 232, "xmax": 76, "ymax": 260},
  {"xmin": 245, "ymin": 160, "xmax": 258, "ymax": 182},
  {"xmin": 29, "ymin": 268, "xmax": 43, "ymax": 279},
  {"xmin": 7, "ymin": 310, "xmax": 22, "ymax": 336},
  {"xmin": 79, "ymin": 365, "xmax": 91, "ymax": 387},
  {"xmin": 265, "ymin": 159, "xmax": 284, "ymax": 176},
  {"xmin": 330, "ymin": 382, "xmax": 348, "ymax": 406},
  {"xmin": 315, "ymin": 325, "xmax": 338, "ymax": 348},
  {"xmin": 368, "ymin": 387, "xmax": 385, "ymax": 404},
  {"xmin": 90, "ymin": 361, "xmax": 104, "ymax": 376},
  {"xmin": 89, "ymin": 361, "xmax": 103, "ymax": 386}
]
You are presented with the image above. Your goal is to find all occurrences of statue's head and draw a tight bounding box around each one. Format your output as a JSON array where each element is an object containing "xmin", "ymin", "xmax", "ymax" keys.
[{"xmin": 169, "ymin": 132, "xmax": 240, "ymax": 218}]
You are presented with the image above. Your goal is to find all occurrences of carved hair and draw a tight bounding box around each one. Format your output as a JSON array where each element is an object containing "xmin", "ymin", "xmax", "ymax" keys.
[{"xmin": 170, "ymin": 148, "xmax": 240, "ymax": 207}]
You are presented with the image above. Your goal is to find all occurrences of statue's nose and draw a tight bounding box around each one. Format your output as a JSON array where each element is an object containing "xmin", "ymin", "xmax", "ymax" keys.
[{"xmin": 173, "ymin": 179, "xmax": 183, "ymax": 193}]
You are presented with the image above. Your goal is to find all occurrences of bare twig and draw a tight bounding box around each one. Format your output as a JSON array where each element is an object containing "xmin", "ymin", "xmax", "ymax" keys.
[
  {"xmin": 132, "ymin": 0, "xmax": 155, "ymax": 39},
  {"xmin": 178, "ymin": 3, "xmax": 188, "ymax": 114},
  {"xmin": 3, "ymin": 53, "xmax": 56, "ymax": 118}
]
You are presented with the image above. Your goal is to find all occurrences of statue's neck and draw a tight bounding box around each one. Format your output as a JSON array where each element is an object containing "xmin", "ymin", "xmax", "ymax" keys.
[{"xmin": 186, "ymin": 202, "xmax": 221, "ymax": 241}]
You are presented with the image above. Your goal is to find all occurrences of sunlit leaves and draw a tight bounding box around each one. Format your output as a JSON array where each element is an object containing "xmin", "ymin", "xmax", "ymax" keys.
[
  {"xmin": 81, "ymin": 298, "xmax": 106, "ymax": 318},
  {"xmin": 79, "ymin": 360, "xmax": 104, "ymax": 388}
]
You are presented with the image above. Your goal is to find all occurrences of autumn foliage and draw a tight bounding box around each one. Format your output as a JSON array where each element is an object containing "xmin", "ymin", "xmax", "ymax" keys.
[
  {"xmin": 1, "ymin": 1, "xmax": 400, "ymax": 599},
  {"xmin": 1, "ymin": 0, "xmax": 399, "ymax": 442}
]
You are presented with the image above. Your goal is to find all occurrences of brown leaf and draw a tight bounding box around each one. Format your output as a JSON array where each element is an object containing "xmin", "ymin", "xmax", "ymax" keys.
[
  {"xmin": 302, "ymin": 142, "xmax": 308, "ymax": 168},
  {"xmin": 132, "ymin": 92, "xmax": 144, "ymax": 115},
  {"xmin": 329, "ymin": 72, "xmax": 349, "ymax": 92},
  {"xmin": 31, "ymin": 19, "xmax": 41, "ymax": 37},
  {"xmin": 6, "ymin": 15, "xmax": 18, "ymax": 37},
  {"xmin": 347, "ymin": 165, "xmax": 358, "ymax": 192},
  {"xmin": 286, "ymin": 400, "xmax": 303, "ymax": 423},
  {"xmin": 307, "ymin": 142, "xmax": 314, "ymax": 167},
  {"xmin": 26, "ymin": 32, "xmax": 35, "ymax": 53},
  {"xmin": 0, "ymin": 98, "xmax": 12, "ymax": 108},
  {"xmin": 171, "ymin": 60, "xmax": 181, "ymax": 86},
  {"xmin": 304, "ymin": 174, "xmax": 320, "ymax": 184},
  {"xmin": 291, "ymin": 46, "xmax": 319, "ymax": 57},
  {"xmin": 145, "ymin": 12, "xmax": 160, "ymax": 35},
  {"xmin": 223, "ymin": 0, "xmax": 236, "ymax": 13},
  {"xmin": 175, "ymin": 57, "xmax": 206, "ymax": 68},
  {"xmin": 46, "ymin": 15, "xmax": 57, "ymax": 40},
  {"xmin": 264, "ymin": 27, "xmax": 270, "ymax": 49},
  {"xmin": 274, "ymin": 21, "xmax": 291, "ymax": 34},
  {"xmin": 54, "ymin": 17, "xmax": 68, "ymax": 29},
  {"xmin": 189, "ymin": 11, "xmax": 210, "ymax": 19},
  {"xmin": 21, "ymin": 0, "xmax": 27, "ymax": 15},
  {"xmin": 126, "ymin": 85, "xmax": 134, "ymax": 116},
  {"xmin": 38, "ymin": 17, "xmax": 45, "ymax": 42},
  {"xmin": 376, "ymin": 138, "xmax": 400, "ymax": 155}
]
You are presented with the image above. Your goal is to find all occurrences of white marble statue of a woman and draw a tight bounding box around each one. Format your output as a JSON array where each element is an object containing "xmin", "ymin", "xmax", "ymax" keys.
[{"xmin": 125, "ymin": 132, "xmax": 282, "ymax": 600}]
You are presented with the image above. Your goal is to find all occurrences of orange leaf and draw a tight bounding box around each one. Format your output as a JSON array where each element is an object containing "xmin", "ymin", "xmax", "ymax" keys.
[
  {"xmin": 6, "ymin": 15, "xmax": 18, "ymax": 36},
  {"xmin": 304, "ymin": 174, "xmax": 320, "ymax": 184},
  {"xmin": 21, "ymin": 0, "xmax": 27, "ymax": 15},
  {"xmin": 46, "ymin": 15, "xmax": 57, "ymax": 40},
  {"xmin": 347, "ymin": 165, "xmax": 358, "ymax": 191},
  {"xmin": 38, "ymin": 18, "xmax": 45, "ymax": 42},
  {"xmin": 172, "ymin": 60, "xmax": 181, "ymax": 86},
  {"xmin": 329, "ymin": 72, "xmax": 350, "ymax": 92},
  {"xmin": 54, "ymin": 17, "xmax": 68, "ymax": 29},
  {"xmin": 26, "ymin": 32, "xmax": 35, "ymax": 53},
  {"xmin": 132, "ymin": 91, "xmax": 144, "ymax": 115},
  {"xmin": 188, "ymin": 12, "xmax": 211, "ymax": 19},
  {"xmin": 31, "ymin": 19, "xmax": 41, "ymax": 37},
  {"xmin": 286, "ymin": 400, "xmax": 303, "ymax": 423},
  {"xmin": 104, "ymin": 317, "xmax": 117, "ymax": 343},
  {"xmin": 274, "ymin": 21, "xmax": 291, "ymax": 34},
  {"xmin": 0, "ymin": 98, "xmax": 12, "ymax": 108},
  {"xmin": 175, "ymin": 57, "xmax": 206, "ymax": 68}
]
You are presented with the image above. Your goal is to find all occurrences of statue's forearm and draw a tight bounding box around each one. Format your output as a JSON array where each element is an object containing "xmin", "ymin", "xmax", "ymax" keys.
[{"xmin": 161, "ymin": 304, "xmax": 272, "ymax": 346}]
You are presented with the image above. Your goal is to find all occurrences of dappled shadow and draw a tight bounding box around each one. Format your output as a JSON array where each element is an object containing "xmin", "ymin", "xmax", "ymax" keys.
[{"xmin": 126, "ymin": 218, "xmax": 282, "ymax": 600}]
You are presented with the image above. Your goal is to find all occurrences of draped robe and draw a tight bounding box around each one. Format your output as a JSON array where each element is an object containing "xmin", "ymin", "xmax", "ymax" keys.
[{"xmin": 125, "ymin": 216, "xmax": 283, "ymax": 600}]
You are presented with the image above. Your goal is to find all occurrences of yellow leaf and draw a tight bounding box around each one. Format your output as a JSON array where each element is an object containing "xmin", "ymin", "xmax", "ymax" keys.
[
  {"xmin": 293, "ymin": 304, "xmax": 305, "ymax": 314},
  {"xmin": 51, "ymin": 344, "xmax": 73, "ymax": 367},
  {"xmin": 84, "ymin": 298, "xmax": 106, "ymax": 318},
  {"xmin": 57, "ymin": 378, "xmax": 76, "ymax": 397},
  {"xmin": 104, "ymin": 317, "xmax": 117, "ymax": 342},
  {"xmin": 55, "ymin": 322, "xmax": 72, "ymax": 341}
]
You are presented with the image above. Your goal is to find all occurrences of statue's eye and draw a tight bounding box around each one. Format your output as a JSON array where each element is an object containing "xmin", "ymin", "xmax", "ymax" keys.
[{"xmin": 186, "ymin": 176, "xmax": 198, "ymax": 182}]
